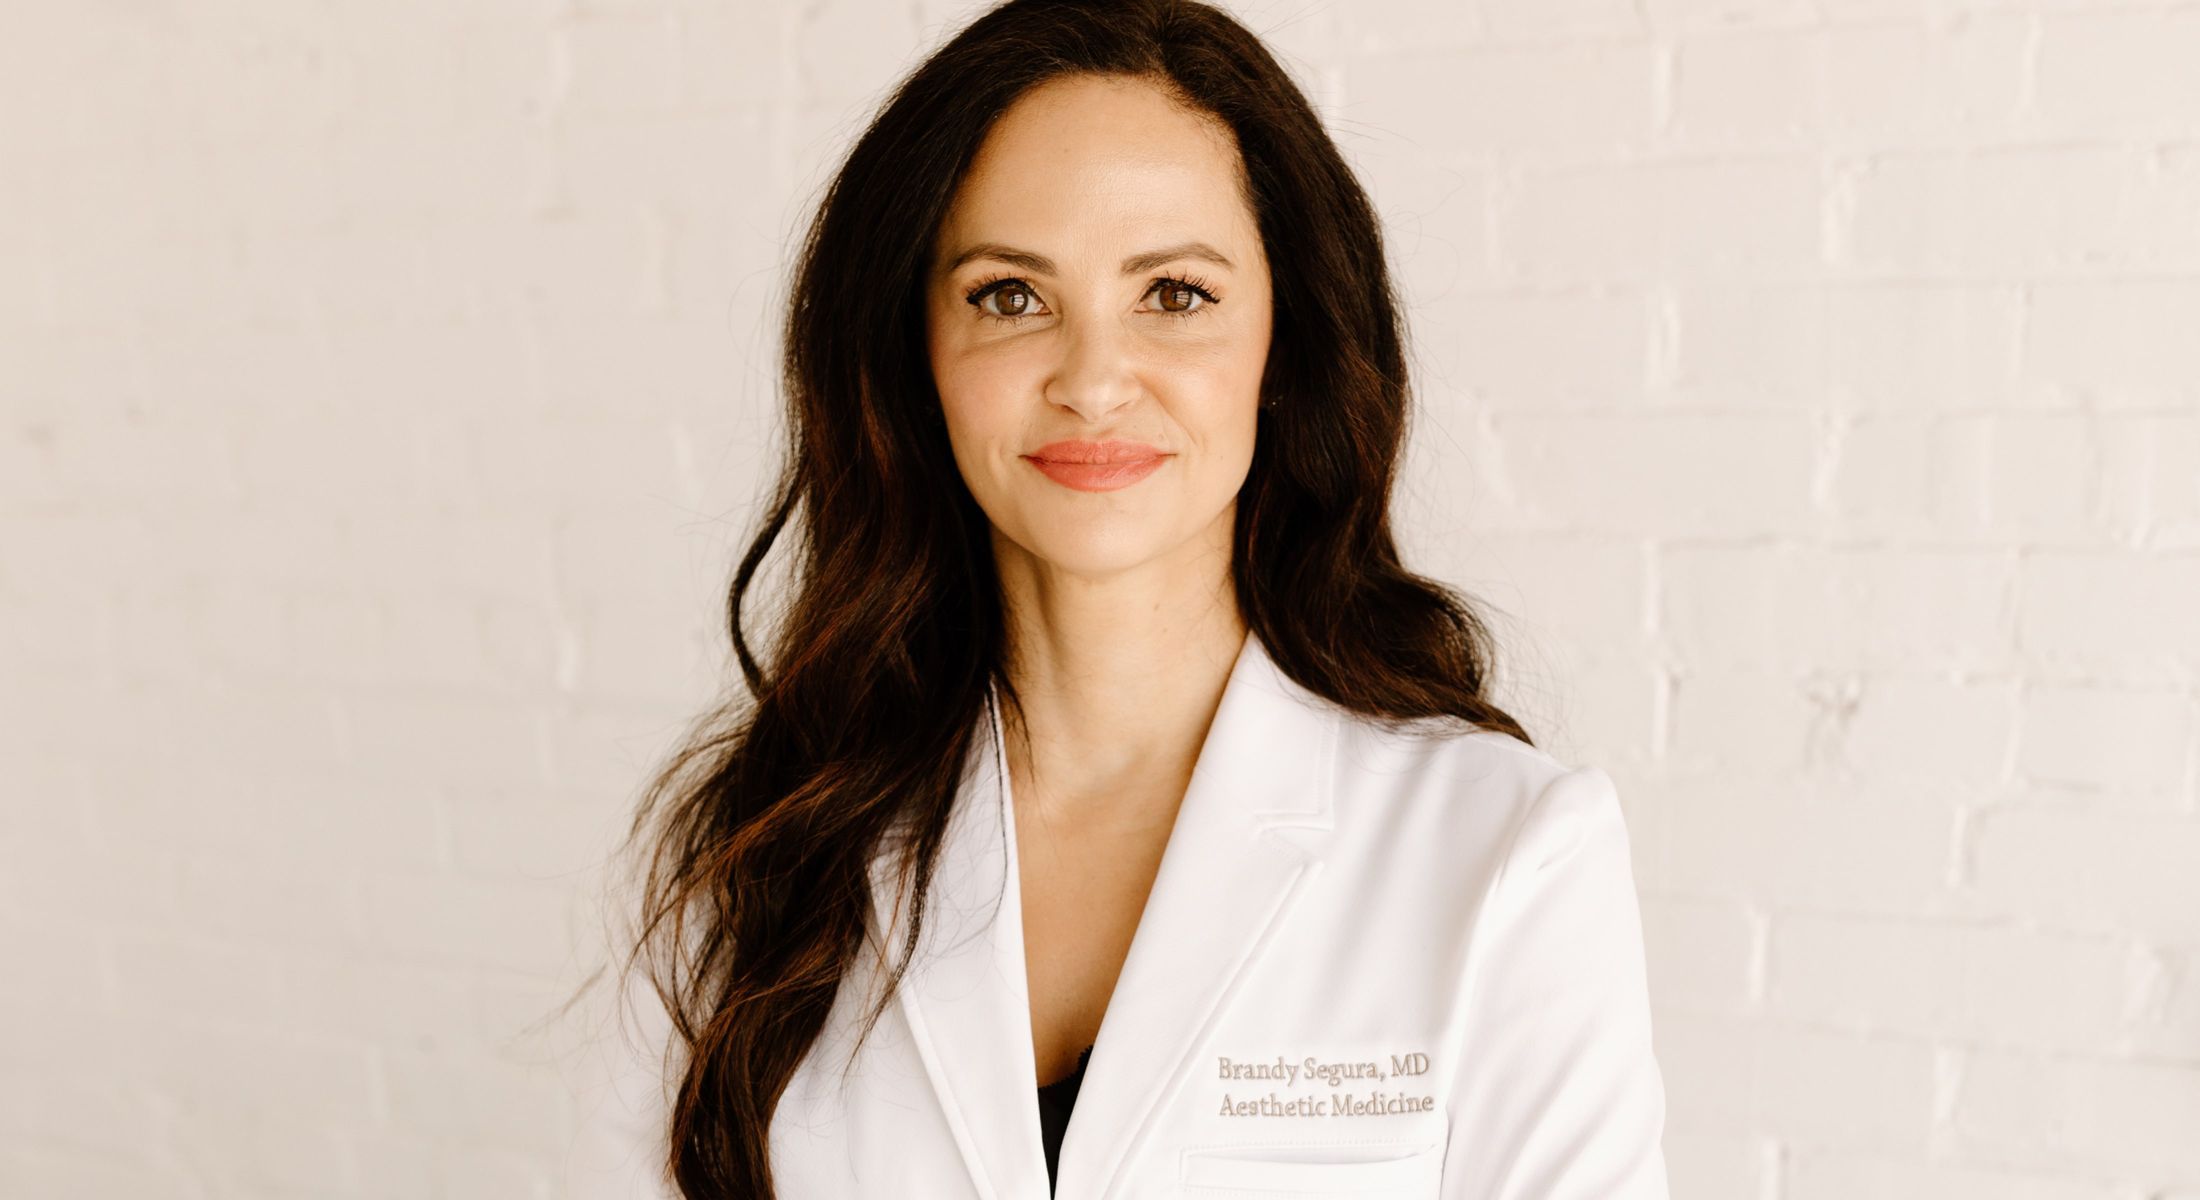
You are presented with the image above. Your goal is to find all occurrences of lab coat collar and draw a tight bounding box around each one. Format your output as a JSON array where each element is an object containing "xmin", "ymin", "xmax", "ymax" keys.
[{"xmin": 865, "ymin": 629, "xmax": 1338, "ymax": 1200}]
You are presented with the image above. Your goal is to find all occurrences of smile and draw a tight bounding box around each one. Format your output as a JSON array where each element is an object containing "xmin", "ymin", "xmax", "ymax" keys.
[
  {"xmin": 1022, "ymin": 453, "xmax": 1171, "ymax": 492},
  {"xmin": 1021, "ymin": 438, "xmax": 1173, "ymax": 493}
]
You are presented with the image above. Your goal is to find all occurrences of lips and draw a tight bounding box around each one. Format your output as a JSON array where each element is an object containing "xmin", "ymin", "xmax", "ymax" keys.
[
  {"xmin": 1025, "ymin": 439, "xmax": 1167, "ymax": 464},
  {"xmin": 1021, "ymin": 440, "xmax": 1172, "ymax": 493}
]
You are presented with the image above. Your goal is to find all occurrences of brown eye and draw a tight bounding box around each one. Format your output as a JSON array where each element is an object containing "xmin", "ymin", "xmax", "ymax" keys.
[
  {"xmin": 1145, "ymin": 276, "xmax": 1217, "ymax": 319},
  {"xmin": 984, "ymin": 282, "xmax": 1033, "ymax": 317}
]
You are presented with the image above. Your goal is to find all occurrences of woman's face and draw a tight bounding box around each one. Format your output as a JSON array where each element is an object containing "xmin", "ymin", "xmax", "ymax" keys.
[{"xmin": 924, "ymin": 73, "xmax": 1274, "ymax": 582}]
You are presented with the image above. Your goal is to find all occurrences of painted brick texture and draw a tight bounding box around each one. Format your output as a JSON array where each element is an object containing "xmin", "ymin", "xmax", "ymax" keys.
[{"xmin": 2, "ymin": 1, "xmax": 2194, "ymax": 1197}]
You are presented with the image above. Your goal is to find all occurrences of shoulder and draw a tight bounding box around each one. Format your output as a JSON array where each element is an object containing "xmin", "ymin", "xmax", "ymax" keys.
[
  {"xmin": 1332, "ymin": 711, "xmax": 1614, "ymax": 830},
  {"xmin": 1324, "ymin": 712, "xmax": 1635, "ymax": 905}
]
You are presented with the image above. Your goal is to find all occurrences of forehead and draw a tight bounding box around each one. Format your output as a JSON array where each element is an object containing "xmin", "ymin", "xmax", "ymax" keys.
[{"xmin": 935, "ymin": 75, "xmax": 1255, "ymax": 270}]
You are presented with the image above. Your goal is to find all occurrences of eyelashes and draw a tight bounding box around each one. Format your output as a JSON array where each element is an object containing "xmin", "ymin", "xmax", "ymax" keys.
[{"xmin": 962, "ymin": 272, "xmax": 1222, "ymax": 324}]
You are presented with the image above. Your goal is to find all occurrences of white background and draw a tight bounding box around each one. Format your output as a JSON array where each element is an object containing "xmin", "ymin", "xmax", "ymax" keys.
[{"xmin": 2, "ymin": 0, "xmax": 2196, "ymax": 1196}]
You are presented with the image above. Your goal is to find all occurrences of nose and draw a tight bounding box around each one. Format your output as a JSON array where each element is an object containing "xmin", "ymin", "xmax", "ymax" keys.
[{"xmin": 1044, "ymin": 311, "xmax": 1141, "ymax": 424}]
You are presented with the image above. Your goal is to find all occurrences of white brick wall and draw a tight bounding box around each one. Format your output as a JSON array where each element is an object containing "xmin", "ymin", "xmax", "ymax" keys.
[{"xmin": 2, "ymin": 0, "xmax": 2193, "ymax": 1196}]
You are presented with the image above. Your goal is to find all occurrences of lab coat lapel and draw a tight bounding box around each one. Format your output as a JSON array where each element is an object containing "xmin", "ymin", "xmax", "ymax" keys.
[
  {"xmin": 1058, "ymin": 632, "xmax": 1338, "ymax": 1200},
  {"xmin": 867, "ymin": 685, "xmax": 1047, "ymax": 1200},
  {"xmin": 869, "ymin": 631, "xmax": 1339, "ymax": 1200}
]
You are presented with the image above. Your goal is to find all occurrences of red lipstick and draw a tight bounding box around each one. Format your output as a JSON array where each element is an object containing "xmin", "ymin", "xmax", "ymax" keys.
[{"xmin": 1021, "ymin": 439, "xmax": 1171, "ymax": 493}]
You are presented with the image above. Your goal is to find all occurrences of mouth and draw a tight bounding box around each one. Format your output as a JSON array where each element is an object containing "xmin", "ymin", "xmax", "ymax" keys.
[
  {"xmin": 1025, "ymin": 439, "xmax": 1167, "ymax": 464},
  {"xmin": 1021, "ymin": 444, "xmax": 1172, "ymax": 493}
]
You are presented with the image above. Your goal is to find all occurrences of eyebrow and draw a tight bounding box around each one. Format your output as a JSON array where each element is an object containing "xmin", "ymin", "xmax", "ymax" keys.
[{"xmin": 938, "ymin": 240, "xmax": 1236, "ymax": 278}]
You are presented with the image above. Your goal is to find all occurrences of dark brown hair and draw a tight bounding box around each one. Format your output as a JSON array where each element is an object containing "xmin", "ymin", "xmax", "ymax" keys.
[{"xmin": 608, "ymin": 0, "xmax": 1532, "ymax": 1194}]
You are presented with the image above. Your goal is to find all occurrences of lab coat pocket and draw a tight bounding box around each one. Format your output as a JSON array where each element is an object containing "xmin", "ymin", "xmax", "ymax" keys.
[{"xmin": 1178, "ymin": 1142, "xmax": 1441, "ymax": 1197}]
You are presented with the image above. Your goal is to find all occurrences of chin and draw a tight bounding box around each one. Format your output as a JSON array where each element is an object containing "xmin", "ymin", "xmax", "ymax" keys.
[
  {"xmin": 998, "ymin": 519, "xmax": 1181, "ymax": 578},
  {"xmin": 1027, "ymin": 539, "xmax": 1169, "ymax": 579}
]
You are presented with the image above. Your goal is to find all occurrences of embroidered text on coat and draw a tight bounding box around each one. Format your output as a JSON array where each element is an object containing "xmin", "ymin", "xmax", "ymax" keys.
[{"xmin": 1214, "ymin": 1050, "xmax": 1436, "ymax": 1117}]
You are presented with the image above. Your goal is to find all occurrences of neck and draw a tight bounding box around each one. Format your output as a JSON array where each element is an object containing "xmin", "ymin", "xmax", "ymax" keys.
[{"xmin": 989, "ymin": 522, "xmax": 1247, "ymax": 834}]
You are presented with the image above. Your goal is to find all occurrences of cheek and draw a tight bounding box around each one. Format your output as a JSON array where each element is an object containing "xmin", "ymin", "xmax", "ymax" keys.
[
  {"xmin": 932, "ymin": 365, "xmax": 1032, "ymax": 504},
  {"xmin": 1181, "ymin": 347, "xmax": 1265, "ymax": 444},
  {"xmin": 934, "ymin": 359, "xmax": 1021, "ymax": 446}
]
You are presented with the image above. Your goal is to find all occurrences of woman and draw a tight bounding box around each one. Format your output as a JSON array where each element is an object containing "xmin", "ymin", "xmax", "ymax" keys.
[{"xmin": 610, "ymin": 1, "xmax": 1669, "ymax": 1196}]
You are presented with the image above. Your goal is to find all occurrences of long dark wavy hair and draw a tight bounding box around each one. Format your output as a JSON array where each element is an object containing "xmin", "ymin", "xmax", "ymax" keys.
[{"xmin": 605, "ymin": 0, "xmax": 1534, "ymax": 1195}]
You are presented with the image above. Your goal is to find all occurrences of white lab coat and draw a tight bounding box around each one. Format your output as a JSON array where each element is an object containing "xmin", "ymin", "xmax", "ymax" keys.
[{"xmin": 593, "ymin": 629, "xmax": 1670, "ymax": 1200}]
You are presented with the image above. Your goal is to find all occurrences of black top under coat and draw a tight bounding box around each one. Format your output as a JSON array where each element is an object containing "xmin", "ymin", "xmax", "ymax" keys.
[{"xmin": 1036, "ymin": 1042, "xmax": 1095, "ymax": 1196}]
